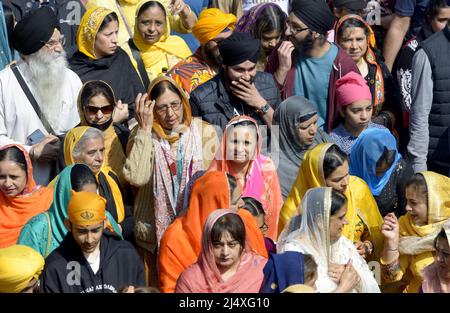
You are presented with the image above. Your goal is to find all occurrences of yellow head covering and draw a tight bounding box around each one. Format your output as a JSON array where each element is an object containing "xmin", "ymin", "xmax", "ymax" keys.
[
  {"xmin": 0, "ymin": 245, "xmax": 44, "ymax": 293},
  {"xmin": 77, "ymin": 7, "xmax": 115, "ymax": 60},
  {"xmin": 133, "ymin": 0, "xmax": 191, "ymax": 74},
  {"xmin": 192, "ymin": 8, "xmax": 236, "ymax": 46},
  {"xmin": 68, "ymin": 191, "xmax": 107, "ymax": 227},
  {"xmin": 64, "ymin": 126, "xmax": 92, "ymax": 166},
  {"xmin": 399, "ymin": 171, "xmax": 450, "ymax": 238}
]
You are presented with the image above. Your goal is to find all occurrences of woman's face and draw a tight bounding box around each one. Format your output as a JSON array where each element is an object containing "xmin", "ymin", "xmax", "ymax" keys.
[
  {"xmin": 329, "ymin": 203, "xmax": 349, "ymax": 242},
  {"xmin": 0, "ymin": 160, "xmax": 27, "ymax": 197},
  {"xmin": 226, "ymin": 125, "xmax": 258, "ymax": 165},
  {"xmin": 325, "ymin": 160, "xmax": 350, "ymax": 194},
  {"xmin": 295, "ymin": 114, "xmax": 318, "ymax": 146},
  {"xmin": 340, "ymin": 99, "xmax": 373, "ymax": 132},
  {"xmin": 137, "ymin": 6, "xmax": 166, "ymax": 45},
  {"xmin": 83, "ymin": 94, "xmax": 114, "ymax": 126},
  {"xmin": 430, "ymin": 8, "xmax": 450, "ymax": 33},
  {"xmin": 255, "ymin": 213, "xmax": 268, "ymax": 236},
  {"xmin": 435, "ymin": 236, "xmax": 450, "ymax": 280},
  {"xmin": 338, "ymin": 26, "xmax": 368, "ymax": 63},
  {"xmin": 405, "ymin": 185, "xmax": 428, "ymax": 226},
  {"xmin": 73, "ymin": 137, "xmax": 105, "ymax": 175},
  {"xmin": 94, "ymin": 20, "xmax": 119, "ymax": 58},
  {"xmin": 212, "ymin": 230, "xmax": 243, "ymax": 271},
  {"xmin": 154, "ymin": 88, "xmax": 184, "ymax": 131},
  {"xmin": 261, "ymin": 30, "xmax": 281, "ymax": 55}
]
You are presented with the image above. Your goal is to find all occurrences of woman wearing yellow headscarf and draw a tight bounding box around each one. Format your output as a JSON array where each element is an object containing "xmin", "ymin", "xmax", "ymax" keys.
[
  {"xmin": 280, "ymin": 143, "xmax": 384, "ymax": 263},
  {"xmin": 122, "ymin": 0, "xmax": 192, "ymax": 85},
  {"xmin": 85, "ymin": 0, "xmax": 197, "ymax": 46},
  {"xmin": 0, "ymin": 245, "xmax": 44, "ymax": 293},
  {"xmin": 380, "ymin": 171, "xmax": 450, "ymax": 293},
  {"xmin": 63, "ymin": 126, "xmax": 133, "ymax": 240}
]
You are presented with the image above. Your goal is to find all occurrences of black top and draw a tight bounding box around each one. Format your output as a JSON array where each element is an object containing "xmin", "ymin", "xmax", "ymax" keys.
[
  {"xmin": 69, "ymin": 48, "xmax": 145, "ymax": 120},
  {"xmin": 41, "ymin": 233, "xmax": 145, "ymax": 293},
  {"xmin": 374, "ymin": 159, "xmax": 414, "ymax": 217}
]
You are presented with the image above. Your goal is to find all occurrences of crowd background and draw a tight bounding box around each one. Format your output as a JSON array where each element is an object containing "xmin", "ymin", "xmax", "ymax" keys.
[{"xmin": 0, "ymin": 0, "xmax": 449, "ymax": 294}]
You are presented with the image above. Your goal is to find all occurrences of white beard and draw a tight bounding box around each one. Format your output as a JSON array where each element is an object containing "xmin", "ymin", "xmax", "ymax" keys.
[{"xmin": 27, "ymin": 49, "xmax": 69, "ymax": 128}]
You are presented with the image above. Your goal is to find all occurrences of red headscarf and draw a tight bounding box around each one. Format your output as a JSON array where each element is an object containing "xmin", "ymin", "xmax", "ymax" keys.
[{"xmin": 0, "ymin": 144, "xmax": 54, "ymax": 248}]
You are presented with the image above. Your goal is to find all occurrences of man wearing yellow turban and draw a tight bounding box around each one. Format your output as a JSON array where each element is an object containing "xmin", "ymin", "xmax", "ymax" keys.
[
  {"xmin": 40, "ymin": 191, "xmax": 145, "ymax": 293},
  {"xmin": 0, "ymin": 245, "xmax": 44, "ymax": 293},
  {"xmin": 168, "ymin": 8, "xmax": 236, "ymax": 94}
]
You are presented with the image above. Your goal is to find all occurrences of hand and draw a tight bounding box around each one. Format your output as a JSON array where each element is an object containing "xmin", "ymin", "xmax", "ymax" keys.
[
  {"xmin": 381, "ymin": 213, "xmax": 399, "ymax": 245},
  {"xmin": 230, "ymin": 77, "xmax": 267, "ymax": 109},
  {"xmin": 169, "ymin": 0, "xmax": 187, "ymax": 15},
  {"xmin": 335, "ymin": 260, "xmax": 360, "ymax": 293},
  {"xmin": 328, "ymin": 263, "xmax": 345, "ymax": 284},
  {"xmin": 134, "ymin": 93, "xmax": 155, "ymax": 132},
  {"xmin": 30, "ymin": 135, "xmax": 60, "ymax": 162},
  {"xmin": 277, "ymin": 41, "xmax": 295, "ymax": 71},
  {"xmin": 112, "ymin": 100, "xmax": 129, "ymax": 124}
]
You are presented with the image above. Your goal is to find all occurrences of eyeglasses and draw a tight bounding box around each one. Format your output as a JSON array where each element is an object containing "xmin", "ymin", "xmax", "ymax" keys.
[
  {"xmin": 155, "ymin": 100, "xmax": 182, "ymax": 114},
  {"xmin": 85, "ymin": 104, "xmax": 114, "ymax": 115},
  {"xmin": 259, "ymin": 223, "xmax": 269, "ymax": 233},
  {"xmin": 285, "ymin": 21, "xmax": 309, "ymax": 35},
  {"xmin": 41, "ymin": 35, "xmax": 66, "ymax": 49}
]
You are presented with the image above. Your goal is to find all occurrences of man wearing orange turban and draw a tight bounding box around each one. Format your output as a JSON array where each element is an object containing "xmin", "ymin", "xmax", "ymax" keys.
[
  {"xmin": 40, "ymin": 191, "xmax": 145, "ymax": 293},
  {"xmin": 168, "ymin": 8, "xmax": 236, "ymax": 94}
]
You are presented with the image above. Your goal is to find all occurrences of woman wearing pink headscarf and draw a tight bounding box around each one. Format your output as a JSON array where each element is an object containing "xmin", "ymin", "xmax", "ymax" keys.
[
  {"xmin": 175, "ymin": 209, "xmax": 267, "ymax": 293},
  {"xmin": 329, "ymin": 71, "xmax": 388, "ymax": 155}
]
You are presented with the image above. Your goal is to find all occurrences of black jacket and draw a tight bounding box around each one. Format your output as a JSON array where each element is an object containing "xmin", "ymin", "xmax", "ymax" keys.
[
  {"xmin": 189, "ymin": 71, "xmax": 281, "ymax": 153},
  {"xmin": 41, "ymin": 233, "xmax": 145, "ymax": 293}
]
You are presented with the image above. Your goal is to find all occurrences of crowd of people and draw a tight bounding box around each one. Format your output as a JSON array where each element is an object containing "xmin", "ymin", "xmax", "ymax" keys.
[{"xmin": 0, "ymin": 0, "xmax": 449, "ymax": 294}]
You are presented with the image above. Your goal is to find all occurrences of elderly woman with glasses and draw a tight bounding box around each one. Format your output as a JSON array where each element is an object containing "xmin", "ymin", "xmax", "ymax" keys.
[{"xmin": 123, "ymin": 76, "xmax": 219, "ymax": 287}]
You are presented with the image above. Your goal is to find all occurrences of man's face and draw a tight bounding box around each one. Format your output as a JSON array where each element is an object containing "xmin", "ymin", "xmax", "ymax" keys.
[
  {"xmin": 42, "ymin": 29, "xmax": 64, "ymax": 54},
  {"xmin": 285, "ymin": 13, "xmax": 314, "ymax": 54},
  {"xmin": 71, "ymin": 221, "xmax": 104, "ymax": 254},
  {"xmin": 203, "ymin": 30, "xmax": 232, "ymax": 67},
  {"xmin": 224, "ymin": 60, "xmax": 257, "ymax": 84}
]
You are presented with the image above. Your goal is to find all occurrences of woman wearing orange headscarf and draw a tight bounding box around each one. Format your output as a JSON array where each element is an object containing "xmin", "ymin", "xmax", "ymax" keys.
[
  {"xmin": 0, "ymin": 145, "xmax": 53, "ymax": 248},
  {"xmin": 123, "ymin": 76, "xmax": 219, "ymax": 286},
  {"xmin": 208, "ymin": 116, "xmax": 283, "ymax": 242},
  {"xmin": 158, "ymin": 171, "xmax": 267, "ymax": 293}
]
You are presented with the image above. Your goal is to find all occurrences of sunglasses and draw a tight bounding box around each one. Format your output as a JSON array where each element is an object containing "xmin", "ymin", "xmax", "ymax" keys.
[{"xmin": 85, "ymin": 104, "xmax": 114, "ymax": 115}]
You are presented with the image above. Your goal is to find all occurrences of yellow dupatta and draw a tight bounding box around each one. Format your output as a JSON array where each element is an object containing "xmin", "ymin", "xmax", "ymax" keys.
[
  {"xmin": 77, "ymin": 7, "xmax": 114, "ymax": 60},
  {"xmin": 63, "ymin": 126, "xmax": 125, "ymax": 225},
  {"xmin": 280, "ymin": 143, "xmax": 384, "ymax": 260},
  {"xmin": 132, "ymin": 0, "xmax": 191, "ymax": 80}
]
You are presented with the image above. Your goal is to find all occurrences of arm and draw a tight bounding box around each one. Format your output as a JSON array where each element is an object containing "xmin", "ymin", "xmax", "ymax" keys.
[
  {"xmin": 169, "ymin": 0, "xmax": 198, "ymax": 33},
  {"xmin": 407, "ymin": 49, "xmax": 433, "ymax": 173},
  {"xmin": 383, "ymin": 14, "xmax": 411, "ymax": 71}
]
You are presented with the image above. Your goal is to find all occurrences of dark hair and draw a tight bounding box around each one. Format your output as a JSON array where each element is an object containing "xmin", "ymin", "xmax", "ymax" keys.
[
  {"xmin": 303, "ymin": 253, "xmax": 318, "ymax": 283},
  {"xmin": 242, "ymin": 197, "xmax": 265, "ymax": 216},
  {"xmin": 323, "ymin": 144, "xmax": 348, "ymax": 179},
  {"xmin": 226, "ymin": 120, "xmax": 258, "ymax": 139},
  {"xmin": 137, "ymin": 1, "xmax": 166, "ymax": 19},
  {"xmin": 98, "ymin": 12, "xmax": 119, "ymax": 33},
  {"xmin": 427, "ymin": 0, "xmax": 450, "ymax": 20},
  {"xmin": 70, "ymin": 164, "xmax": 98, "ymax": 192},
  {"xmin": 253, "ymin": 5, "xmax": 287, "ymax": 40},
  {"xmin": 330, "ymin": 189, "xmax": 347, "ymax": 216},
  {"xmin": 210, "ymin": 213, "xmax": 246, "ymax": 248},
  {"xmin": 149, "ymin": 80, "xmax": 182, "ymax": 101},
  {"xmin": 0, "ymin": 146, "xmax": 27, "ymax": 172},
  {"xmin": 434, "ymin": 228, "xmax": 449, "ymax": 250},
  {"xmin": 405, "ymin": 173, "xmax": 428, "ymax": 200},
  {"xmin": 376, "ymin": 147, "xmax": 396, "ymax": 169},
  {"xmin": 336, "ymin": 17, "xmax": 370, "ymax": 44},
  {"xmin": 2, "ymin": 4, "xmax": 15, "ymax": 50},
  {"xmin": 79, "ymin": 80, "xmax": 115, "ymax": 110},
  {"xmin": 226, "ymin": 173, "xmax": 237, "ymax": 197}
]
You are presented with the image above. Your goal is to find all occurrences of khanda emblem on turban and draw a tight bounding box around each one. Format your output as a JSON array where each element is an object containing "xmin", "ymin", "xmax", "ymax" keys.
[{"xmin": 80, "ymin": 211, "xmax": 95, "ymax": 220}]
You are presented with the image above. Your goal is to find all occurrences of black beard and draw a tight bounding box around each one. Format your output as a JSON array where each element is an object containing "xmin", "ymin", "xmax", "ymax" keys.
[{"xmin": 294, "ymin": 32, "xmax": 315, "ymax": 56}]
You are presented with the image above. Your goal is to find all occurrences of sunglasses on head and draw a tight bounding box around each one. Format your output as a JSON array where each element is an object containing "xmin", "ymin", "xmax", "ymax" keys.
[{"xmin": 85, "ymin": 104, "xmax": 114, "ymax": 115}]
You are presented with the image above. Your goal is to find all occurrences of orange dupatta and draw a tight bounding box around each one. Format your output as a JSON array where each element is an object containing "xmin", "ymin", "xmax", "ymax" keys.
[
  {"xmin": 0, "ymin": 144, "xmax": 54, "ymax": 248},
  {"xmin": 158, "ymin": 171, "xmax": 267, "ymax": 293}
]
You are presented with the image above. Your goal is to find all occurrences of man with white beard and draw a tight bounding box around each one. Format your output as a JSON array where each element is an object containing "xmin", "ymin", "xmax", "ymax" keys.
[{"xmin": 0, "ymin": 6, "xmax": 81, "ymax": 185}]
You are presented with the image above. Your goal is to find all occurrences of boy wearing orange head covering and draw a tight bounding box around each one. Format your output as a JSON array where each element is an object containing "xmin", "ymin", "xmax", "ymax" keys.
[{"xmin": 40, "ymin": 191, "xmax": 145, "ymax": 293}]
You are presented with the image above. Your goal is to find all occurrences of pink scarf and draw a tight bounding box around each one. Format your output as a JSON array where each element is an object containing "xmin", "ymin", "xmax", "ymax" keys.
[{"xmin": 175, "ymin": 209, "xmax": 267, "ymax": 293}]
